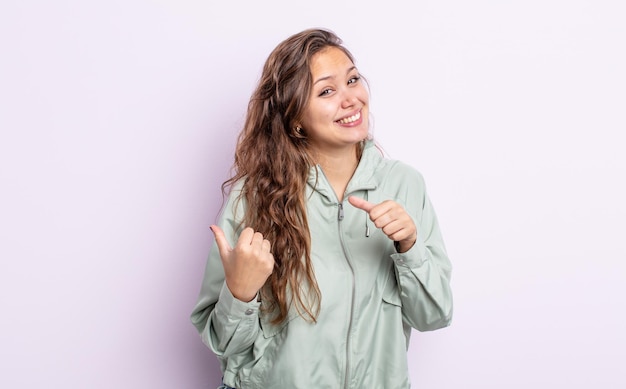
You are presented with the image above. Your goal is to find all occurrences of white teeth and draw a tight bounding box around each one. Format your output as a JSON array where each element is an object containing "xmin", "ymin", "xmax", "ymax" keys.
[{"xmin": 337, "ymin": 111, "xmax": 361, "ymax": 124}]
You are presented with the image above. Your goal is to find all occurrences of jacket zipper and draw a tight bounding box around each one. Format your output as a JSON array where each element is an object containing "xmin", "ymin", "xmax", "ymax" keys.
[{"xmin": 338, "ymin": 202, "xmax": 356, "ymax": 389}]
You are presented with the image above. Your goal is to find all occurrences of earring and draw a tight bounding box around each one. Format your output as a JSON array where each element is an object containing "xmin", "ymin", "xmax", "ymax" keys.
[{"xmin": 293, "ymin": 125, "xmax": 304, "ymax": 138}]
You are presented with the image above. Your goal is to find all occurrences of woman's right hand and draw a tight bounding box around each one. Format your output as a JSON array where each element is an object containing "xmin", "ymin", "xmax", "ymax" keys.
[{"xmin": 211, "ymin": 225, "xmax": 275, "ymax": 302}]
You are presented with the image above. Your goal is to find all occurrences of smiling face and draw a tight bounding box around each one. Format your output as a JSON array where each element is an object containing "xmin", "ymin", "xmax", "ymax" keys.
[{"xmin": 299, "ymin": 46, "xmax": 369, "ymax": 154}]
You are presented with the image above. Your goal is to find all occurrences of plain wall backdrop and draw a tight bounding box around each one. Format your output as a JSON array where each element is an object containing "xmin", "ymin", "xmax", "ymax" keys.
[{"xmin": 1, "ymin": 1, "xmax": 625, "ymax": 388}]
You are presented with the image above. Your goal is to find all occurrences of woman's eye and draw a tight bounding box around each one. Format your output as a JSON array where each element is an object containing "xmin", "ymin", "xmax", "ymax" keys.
[
  {"xmin": 348, "ymin": 75, "xmax": 361, "ymax": 85},
  {"xmin": 319, "ymin": 88, "xmax": 333, "ymax": 96}
]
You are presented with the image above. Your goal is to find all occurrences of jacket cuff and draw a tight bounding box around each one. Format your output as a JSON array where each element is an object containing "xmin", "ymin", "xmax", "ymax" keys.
[
  {"xmin": 215, "ymin": 283, "xmax": 261, "ymax": 319},
  {"xmin": 391, "ymin": 236, "xmax": 429, "ymax": 269}
]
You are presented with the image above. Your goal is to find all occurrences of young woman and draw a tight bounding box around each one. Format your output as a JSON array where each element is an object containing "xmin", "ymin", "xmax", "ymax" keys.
[{"xmin": 191, "ymin": 28, "xmax": 453, "ymax": 389}]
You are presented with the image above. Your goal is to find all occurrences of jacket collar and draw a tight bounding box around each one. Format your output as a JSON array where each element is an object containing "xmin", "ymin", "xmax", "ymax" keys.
[{"xmin": 307, "ymin": 140, "xmax": 381, "ymax": 201}]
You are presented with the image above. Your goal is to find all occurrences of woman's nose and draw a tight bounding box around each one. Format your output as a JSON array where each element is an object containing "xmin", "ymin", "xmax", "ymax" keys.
[{"xmin": 340, "ymin": 89, "xmax": 358, "ymax": 108}]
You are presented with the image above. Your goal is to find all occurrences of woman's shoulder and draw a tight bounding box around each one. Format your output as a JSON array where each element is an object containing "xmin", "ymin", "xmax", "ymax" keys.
[
  {"xmin": 374, "ymin": 156, "xmax": 426, "ymax": 189},
  {"xmin": 365, "ymin": 140, "xmax": 425, "ymax": 181},
  {"xmin": 366, "ymin": 147, "xmax": 428, "ymax": 202}
]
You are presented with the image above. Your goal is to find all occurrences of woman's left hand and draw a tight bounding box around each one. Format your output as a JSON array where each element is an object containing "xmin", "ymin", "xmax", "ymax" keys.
[{"xmin": 348, "ymin": 196, "xmax": 417, "ymax": 253}]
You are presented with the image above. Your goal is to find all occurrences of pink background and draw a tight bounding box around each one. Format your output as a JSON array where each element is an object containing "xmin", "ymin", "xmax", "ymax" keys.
[{"xmin": 1, "ymin": 1, "xmax": 625, "ymax": 388}]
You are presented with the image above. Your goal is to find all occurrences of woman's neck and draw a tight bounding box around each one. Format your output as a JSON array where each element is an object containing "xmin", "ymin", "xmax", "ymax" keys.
[{"xmin": 314, "ymin": 146, "xmax": 360, "ymax": 202}]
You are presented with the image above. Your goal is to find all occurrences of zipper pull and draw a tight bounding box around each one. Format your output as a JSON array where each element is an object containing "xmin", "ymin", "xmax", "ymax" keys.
[{"xmin": 338, "ymin": 203, "xmax": 344, "ymax": 221}]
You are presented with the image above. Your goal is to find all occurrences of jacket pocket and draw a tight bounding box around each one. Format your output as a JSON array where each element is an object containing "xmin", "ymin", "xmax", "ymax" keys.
[
  {"xmin": 381, "ymin": 268, "xmax": 402, "ymax": 307},
  {"xmin": 260, "ymin": 311, "xmax": 299, "ymax": 338}
]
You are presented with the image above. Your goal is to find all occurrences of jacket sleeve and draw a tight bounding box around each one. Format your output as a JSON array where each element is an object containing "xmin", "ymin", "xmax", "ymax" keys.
[
  {"xmin": 190, "ymin": 187, "xmax": 262, "ymax": 359},
  {"xmin": 390, "ymin": 170, "xmax": 453, "ymax": 332}
]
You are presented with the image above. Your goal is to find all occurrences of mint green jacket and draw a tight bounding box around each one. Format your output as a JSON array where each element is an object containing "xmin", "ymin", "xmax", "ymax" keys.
[{"xmin": 191, "ymin": 141, "xmax": 453, "ymax": 388}]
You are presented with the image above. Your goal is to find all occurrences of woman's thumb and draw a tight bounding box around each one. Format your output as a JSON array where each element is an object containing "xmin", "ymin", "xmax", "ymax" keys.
[
  {"xmin": 348, "ymin": 195, "xmax": 375, "ymax": 213},
  {"xmin": 210, "ymin": 225, "xmax": 231, "ymax": 256}
]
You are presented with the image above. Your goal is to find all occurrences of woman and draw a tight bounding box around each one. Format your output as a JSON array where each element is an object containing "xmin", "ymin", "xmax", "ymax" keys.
[{"xmin": 191, "ymin": 28, "xmax": 453, "ymax": 389}]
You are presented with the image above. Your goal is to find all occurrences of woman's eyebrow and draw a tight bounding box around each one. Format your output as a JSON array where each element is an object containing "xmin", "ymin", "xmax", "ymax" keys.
[{"xmin": 313, "ymin": 66, "xmax": 358, "ymax": 85}]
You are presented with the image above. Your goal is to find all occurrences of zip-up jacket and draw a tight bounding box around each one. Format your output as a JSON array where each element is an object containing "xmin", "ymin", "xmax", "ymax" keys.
[{"xmin": 191, "ymin": 141, "xmax": 453, "ymax": 388}]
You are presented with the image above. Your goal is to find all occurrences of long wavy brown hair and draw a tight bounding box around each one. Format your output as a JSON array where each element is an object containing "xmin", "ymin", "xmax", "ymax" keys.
[{"xmin": 222, "ymin": 28, "xmax": 356, "ymax": 324}]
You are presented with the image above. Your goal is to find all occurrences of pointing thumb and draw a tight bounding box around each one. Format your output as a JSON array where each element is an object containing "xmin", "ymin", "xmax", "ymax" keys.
[
  {"xmin": 348, "ymin": 195, "xmax": 375, "ymax": 213},
  {"xmin": 210, "ymin": 225, "xmax": 231, "ymax": 257}
]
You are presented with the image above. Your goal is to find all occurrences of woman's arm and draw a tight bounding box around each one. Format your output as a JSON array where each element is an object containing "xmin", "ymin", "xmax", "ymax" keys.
[{"xmin": 190, "ymin": 187, "xmax": 264, "ymax": 358}]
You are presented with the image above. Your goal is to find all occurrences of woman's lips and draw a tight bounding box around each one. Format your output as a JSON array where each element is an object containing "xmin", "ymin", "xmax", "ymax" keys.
[{"xmin": 336, "ymin": 110, "xmax": 361, "ymax": 125}]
